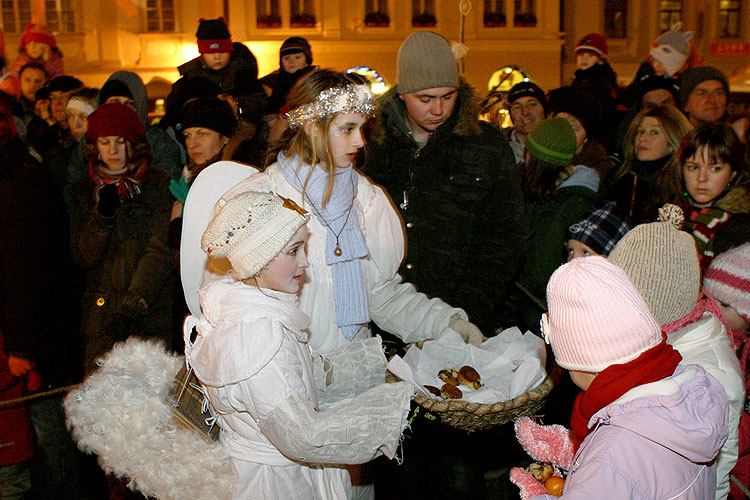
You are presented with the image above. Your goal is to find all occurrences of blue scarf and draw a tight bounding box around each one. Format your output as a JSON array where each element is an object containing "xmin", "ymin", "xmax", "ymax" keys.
[{"xmin": 277, "ymin": 152, "xmax": 370, "ymax": 339}]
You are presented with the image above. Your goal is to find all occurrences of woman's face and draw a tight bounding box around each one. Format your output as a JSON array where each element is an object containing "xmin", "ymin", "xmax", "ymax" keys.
[
  {"xmin": 556, "ymin": 112, "xmax": 586, "ymax": 153},
  {"xmin": 328, "ymin": 112, "xmax": 366, "ymax": 168},
  {"xmin": 635, "ymin": 116, "xmax": 670, "ymax": 161},
  {"xmin": 66, "ymin": 108, "xmax": 89, "ymax": 141},
  {"xmin": 96, "ymin": 136, "xmax": 133, "ymax": 173},
  {"xmin": 184, "ymin": 127, "xmax": 227, "ymax": 165},
  {"xmin": 682, "ymin": 147, "xmax": 737, "ymax": 207}
]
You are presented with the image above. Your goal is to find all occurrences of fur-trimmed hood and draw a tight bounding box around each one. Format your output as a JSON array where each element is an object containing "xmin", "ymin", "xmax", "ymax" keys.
[
  {"xmin": 717, "ymin": 184, "xmax": 750, "ymax": 214},
  {"xmin": 369, "ymin": 78, "xmax": 483, "ymax": 145}
]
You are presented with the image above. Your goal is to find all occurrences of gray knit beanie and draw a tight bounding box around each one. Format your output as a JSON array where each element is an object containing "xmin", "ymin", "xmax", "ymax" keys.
[
  {"xmin": 679, "ymin": 66, "xmax": 729, "ymax": 109},
  {"xmin": 397, "ymin": 31, "xmax": 459, "ymax": 94},
  {"xmin": 608, "ymin": 204, "xmax": 700, "ymax": 326}
]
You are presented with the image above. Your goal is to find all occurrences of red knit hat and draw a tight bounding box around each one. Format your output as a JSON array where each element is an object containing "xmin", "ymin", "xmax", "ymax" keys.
[
  {"xmin": 575, "ymin": 33, "xmax": 607, "ymax": 60},
  {"xmin": 85, "ymin": 103, "xmax": 145, "ymax": 144},
  {"xmin": 20, "ymin": 23, "xmax": 57, "ymax": 49},
  {"xmin": 196, "ymin": 18, "xmax": 232, "ymax": 54}
]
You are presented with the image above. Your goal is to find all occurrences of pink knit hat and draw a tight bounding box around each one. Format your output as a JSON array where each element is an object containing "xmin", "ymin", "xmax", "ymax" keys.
[
  {"xmin": 543, "ymin": 256, "xmax": 662, "ymax": 372},
  {"xmin": 703, "ymin": 243, "xmax": 750, "ymax": 323}
]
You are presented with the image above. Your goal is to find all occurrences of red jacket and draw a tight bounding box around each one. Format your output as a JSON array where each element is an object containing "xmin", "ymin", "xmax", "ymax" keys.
[{"xmin": 0, "ymin": 330, "xmax": 34, "ymax": 466}]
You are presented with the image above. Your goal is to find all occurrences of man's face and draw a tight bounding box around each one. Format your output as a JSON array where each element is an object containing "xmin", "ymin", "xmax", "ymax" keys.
[
  {"xmin": 49, "ymin": 90, "xmax": 74, "ymax": 124},
  {"xmin": 509, "ymin": 96, "xmax": 545, "ymax": 136},
  {"xmin": 685, "ymin": 80, "xmax": 727, "ymax": 125},
  {"xmin": 400, "ymin": 86, "xmax": 458, "ymax": 140},
  {"xmin": 19, "ymin": 67, "xmax": 47, "ymax": 102}
]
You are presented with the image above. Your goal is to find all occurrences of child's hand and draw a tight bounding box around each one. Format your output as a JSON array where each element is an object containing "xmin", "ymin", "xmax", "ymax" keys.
[
  {"xmin": 8, "ymin": 356, "xmax": 33, "ymax": 377},
  {"xmin": 509, "ymin": 467, "xmax": 549, "ymax": 499},
  {"xmin": 34, "ymin": 99, "xmax": 51, "ymax": 121},
  {"xmin": 449, "ymin": 316, "xmax": 486, "ymax": 346},
  {"xmin": 515, "ymin": 417, "xmax": 576, "ymax": 469}
]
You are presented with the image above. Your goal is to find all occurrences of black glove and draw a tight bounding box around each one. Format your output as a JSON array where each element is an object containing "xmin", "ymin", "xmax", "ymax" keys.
[{"xmin": 97, "ymin": 184, "xmax": 121, "ymax": 217}]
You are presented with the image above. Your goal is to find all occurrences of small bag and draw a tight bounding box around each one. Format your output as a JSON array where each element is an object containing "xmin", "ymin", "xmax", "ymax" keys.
[{"xmin": 169, "ymin": 363, "xmax": 221, "ymax": 442}]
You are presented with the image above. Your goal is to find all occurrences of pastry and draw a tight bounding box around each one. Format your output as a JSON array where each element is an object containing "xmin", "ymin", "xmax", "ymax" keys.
[
  {"xmin": 424, "ymin": 385, "xmax": 441, "ymax": 397},
  {"xmin": 438, "ymin": 368, "xmax": 459, "ymax": 386},
  {"xmin": 527, "ymin": 462, "xmax": 554, "ymax": 482},
  {"xmin": 458, "ymin": 365, "xmax": 482, "ymax": 390},
  {"xmin": 440, "ymin": 383, "xmax": 463, "ymax": 399}
]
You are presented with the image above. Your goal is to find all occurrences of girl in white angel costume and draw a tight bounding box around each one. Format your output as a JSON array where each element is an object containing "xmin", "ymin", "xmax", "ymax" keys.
[{"xmin": 185, "ymin": 189, "xmax": 414, "ymax": 500}]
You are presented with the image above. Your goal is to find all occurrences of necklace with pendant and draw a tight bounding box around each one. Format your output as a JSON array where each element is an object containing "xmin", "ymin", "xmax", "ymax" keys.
[{"xmin": 304, "ymin": 176, "xmax": 355, "ymax": 257}]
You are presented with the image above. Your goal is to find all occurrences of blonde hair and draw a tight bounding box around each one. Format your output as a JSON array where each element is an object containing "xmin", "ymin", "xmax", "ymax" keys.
[
  {"xmin": 265, "ymin": 69, "xmax": 368, "ymax": 207},
  {"xmin": 615, "ymin": 104, "xmax": 692, "ymax": 181}
]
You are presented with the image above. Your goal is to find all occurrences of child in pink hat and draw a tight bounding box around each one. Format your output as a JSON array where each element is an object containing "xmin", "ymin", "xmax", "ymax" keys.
[
  {"xmin": 510, "ymin": 256, "xmax": 728, "ymax": 499},
  {"xmin": 10, "ymin": 23, "xmax": 64, "ymax": 78}
]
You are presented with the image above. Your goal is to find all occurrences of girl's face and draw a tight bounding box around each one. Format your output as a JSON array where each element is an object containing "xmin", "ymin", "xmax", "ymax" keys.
[
  {"xmin": 650, "ymin": 59, "xmax": 667, "ymax": 76},
  {"xmin": 96, "ymin": 136, "xmax": 133, "ymax": 173},
  {"xmin": 569, "ymin": 369, "xmax": 597, "ymax": 391},
  {"xmin": 281, "ymin": 52, "xmax": 307, "ymax": 74},
  {"xmin": 329, "ymin": 112, "xmax": 366, "ymax": 168},
  {"xmin": 682, "ymin": 147, "xmax": 737, "ymax": 207},
  {"xmin": 557, "ymin": 112, "xmax": 586, "ymax": 153},
  {"xmin": 26, "ymin": 41, "xmax": 50, "ymax": 60},
  {"xmin": 184, "ymin": 127, "xmax": 227, "ymax": 165},
  {"xmin": 254, "ymin": 225, "xmax": 309, "ymax": 294},
  {"xmin": 717, "ymin": 301, "xmax": 749, "ymax": 332},
  {"xmin": 566, "ymin": 239, "xmax": 598, "ymax": 261},
  {"xmin": 635, "ymin": 116, "xmax": 670, "ymax": 161}
]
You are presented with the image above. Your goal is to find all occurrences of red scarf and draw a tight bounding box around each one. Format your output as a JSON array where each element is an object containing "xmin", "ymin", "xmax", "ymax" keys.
[
  {"xmin": 89, "ymin": 159, "xmax": 147, "ymax": 200},
  {"xmin": 569, "ymin": 340, "xmax": 682, "ymax": 450}
]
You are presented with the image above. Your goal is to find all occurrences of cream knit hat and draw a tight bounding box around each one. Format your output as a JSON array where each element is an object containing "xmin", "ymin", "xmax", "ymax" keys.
[
  {"xmin": 608, "ymin": 204, "xmax": 700, "ymax": 326},
  {"xmin": 201, "ymin": 191, "xmax": 308, "ymax": 280},
  {"xmin": 397, "ymin": 31, "xmax": 459, "ymax": 94},
  {"xmin": 544, "ymin": 256, "xmax": 662, "ymax": 372}
]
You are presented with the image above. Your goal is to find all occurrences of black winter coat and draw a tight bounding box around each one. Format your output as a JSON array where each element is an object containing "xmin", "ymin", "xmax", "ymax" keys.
[{"xmin": 364, "ymin": 81, "xmax": 524, "ymax": 333}]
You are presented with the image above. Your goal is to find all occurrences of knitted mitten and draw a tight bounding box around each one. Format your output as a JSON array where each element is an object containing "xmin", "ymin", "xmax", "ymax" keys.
[
  {"xmin": 509, "ymin": 467, "xmax": 549, "ymax": 499},
  {"xmin": 515, "ymin": 416, "xmax": 576, "ymax": 469}
]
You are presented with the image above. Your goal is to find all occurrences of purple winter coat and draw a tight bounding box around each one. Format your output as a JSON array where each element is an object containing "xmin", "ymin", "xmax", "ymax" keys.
[{"xmin": 530, "ymin": 364, "xmax": 728, "ymax": 500}]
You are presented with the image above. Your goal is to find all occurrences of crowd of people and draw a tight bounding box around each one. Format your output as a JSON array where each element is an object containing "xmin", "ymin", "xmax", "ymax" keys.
[{"xmin": 0, "ymin": 16, "xmax": 749, "ymax": 500}]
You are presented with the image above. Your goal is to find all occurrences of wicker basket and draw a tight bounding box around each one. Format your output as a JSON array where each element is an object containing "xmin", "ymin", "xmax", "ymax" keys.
[{"xmin": 391, "ymin": 343, "xmax": 560, "ymax": 432}]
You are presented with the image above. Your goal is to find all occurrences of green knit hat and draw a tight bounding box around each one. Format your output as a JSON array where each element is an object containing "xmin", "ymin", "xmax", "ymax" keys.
[{"xmin": 525, "ymin": 117, "xmax": 576, "ymax": 167}]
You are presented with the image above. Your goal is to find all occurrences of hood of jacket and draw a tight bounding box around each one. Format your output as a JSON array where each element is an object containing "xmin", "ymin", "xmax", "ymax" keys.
[
  {"xmin": 716, "ymin": 184, "xmax": 750, "ymax": 214},
  {"xmin": 370, "ymin": 78, "xmax": 483, "ymax": 146},
  {"xmin": 590, "ymin": 364, "xmax": 728, "ymax": 464},
  {"xmin": 102, "ymin": 71, "xmax": 149, "ymax": 125}
]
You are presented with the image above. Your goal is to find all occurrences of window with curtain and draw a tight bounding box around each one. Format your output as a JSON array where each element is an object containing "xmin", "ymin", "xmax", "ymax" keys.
[
  {"xmin": 604, "ymin": 0, "xmax": 627, "ymax": 38},
  {"xmin": 45, "ymin": 0, "xmax": 75, "ymax": 33},
  {"xmin": 718, "ymin": 0, "xmax": 741, "ymax": 37},
  {"xmin": 365, "ymin": 0, "xmax": 389, "ymax": 27},
  {"xmin": 484, "ymin": 0, "xmax": 506, "ymax": 27},
  {"xmin": 658, "ymin": 0, "xmax": 682, "ymax": 32},
  {"xmin": 291, "ymin": 0, "xmax": 315, "ymax": 27},
  {"xmin": 514, "ymin": 0, "xmax": 536, "ymax": 26},
  {"xmin": 412, "ymin": 0, "xmax": 436, "ymax": 27},
  {"xmin": 145, "ymin": 0, "xmax": 175, "ymax": 32},
  {"xmin": 257, "ymin": 0, "xmax": 281, "ymax": 27},
  {"xmin": 1, "ymin": 0, "xmax": 31, "ymax": 34}
]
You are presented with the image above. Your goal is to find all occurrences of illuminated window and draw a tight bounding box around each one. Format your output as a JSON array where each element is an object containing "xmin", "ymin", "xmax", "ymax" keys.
[
  {"xmin": 658, "ymin": 0, "xmax": 682, "ymax": 32},
  {"xmin": 1, "ymin": 0, "xmax": 31, "ymax": 34},
  {"xmin": 514, "ymin": 0, "xmax": 536, "ymax": 26},
  {"xmin": 718, "ymin": 0, "xmax": 741, "ymax": 38},
  {"xmin": 290, "ymin": 0, "xmax": 315, "ymax": 27},
  {"xmin": 604, "ymin": 0, "xmax": 627, "ymax": 39},
  {"xmin": 365, "ymin": 0, "xmax": 389, "ymax": 27},
  {"xmin": 257, "ymin": 0, "xmax": 281, "ymax": 28},
  {"xmin": 45, "ymin": 0, "xmax": 75, "ymax": 33},
  {"xmin": 484, "ymin": 0, "xmax": 506, "ymax": 27},
  {"xmin": 412, "ymin": 0, "xmax": 436, "ymax": 27},
  {"xmin": 145, "ymin": 0, "xmax": 175, "ymax": 32}
]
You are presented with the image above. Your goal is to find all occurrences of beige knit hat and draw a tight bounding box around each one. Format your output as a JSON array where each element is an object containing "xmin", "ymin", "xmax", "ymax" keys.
[
  {"xmin": 397, "ymin": 31, "xmax": 459, "ymax": 94},
  {"xmin": 202, "ymin": 191, "xmax": 308, "ymax": 280},
  {"xmin": 608, "ymin": 204, "xmax": 700, "ymax": 326}
]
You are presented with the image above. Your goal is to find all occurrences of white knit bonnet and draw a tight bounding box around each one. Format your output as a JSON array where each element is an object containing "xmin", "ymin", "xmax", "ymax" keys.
[{"xmin": 202, "ymin": 191, "xmax": 308, "ymax": 279}]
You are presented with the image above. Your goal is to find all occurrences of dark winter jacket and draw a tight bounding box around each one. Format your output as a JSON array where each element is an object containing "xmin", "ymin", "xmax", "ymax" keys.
[
  {"xmin": 363, "ymin": 81, "xmax": 524, "ymax": 333},
  {"xmin": 608, "ymin": 154, "xmax": 671, "ymax": 225},
  {"xmin": 69, "ymin": 166, "xmax": 175, "ymax": 372},
  {"xmin": 0, "ymin": 137, "xmax": 82, "ymax": 386}
]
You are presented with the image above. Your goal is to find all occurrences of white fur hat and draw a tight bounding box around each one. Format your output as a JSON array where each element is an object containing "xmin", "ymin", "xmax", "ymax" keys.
[
  {"xmin": 650, "ymin": 23, "xmax": 692, "ymax": 77},
  {"xmin": 202, "ymin": 191, "xmax": 308, "ymax": 279}
]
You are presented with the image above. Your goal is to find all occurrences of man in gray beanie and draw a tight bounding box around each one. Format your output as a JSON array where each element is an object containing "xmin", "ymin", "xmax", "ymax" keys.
[
  {"xmin": 680, "ymin": 66, "xmax": 730, "ymax": 126},
  {"xmin": 364, "ymin": 31, "xmax": 523, "ymax": 499}
]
